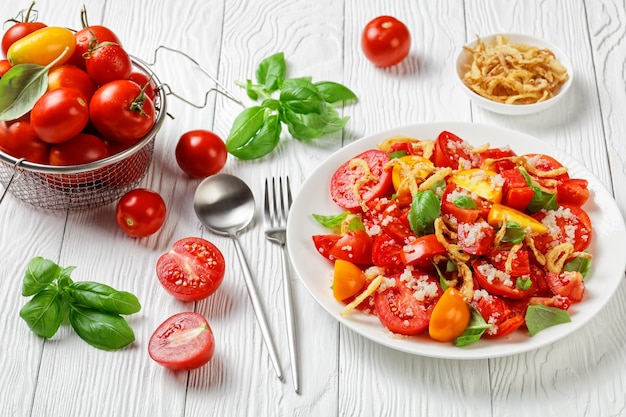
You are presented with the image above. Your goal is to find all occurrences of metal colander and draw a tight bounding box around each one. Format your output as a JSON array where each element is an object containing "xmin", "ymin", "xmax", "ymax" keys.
[{"xmin": 0, "ymin": 58, "xmax": 167, "ymax": 211}]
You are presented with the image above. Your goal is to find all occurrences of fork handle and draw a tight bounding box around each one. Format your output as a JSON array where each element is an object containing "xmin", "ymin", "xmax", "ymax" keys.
[
  {"xmin": 281, "ymin": 245, "xmax": 300, "ymax": 393},
  {"xmin": 230, "ymin": 234, "xmax": 284, "ymax": 381}
]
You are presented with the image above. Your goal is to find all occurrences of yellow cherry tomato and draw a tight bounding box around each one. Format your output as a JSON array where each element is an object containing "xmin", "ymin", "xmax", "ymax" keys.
[
  {"xmin": 391, "ymin": 155, "xmax": 434, "ymax": 196},
  {"xmin": 487, "ymin": 203, "xmax": 548, "ymax": 234},
  {"xmin": 450, "ymin": 168, "xmax": 503, "ymax": 204},
  {"xmin": 332, "ymin": 259, "xmax": 366, "ymax": 301},
  {"xmin": 7, "ymin": 27, "xmax": 75, "ymax": 67},
  {"xmin": 428, "ymin": 287, "xmax": 470, "ymax": 343}
]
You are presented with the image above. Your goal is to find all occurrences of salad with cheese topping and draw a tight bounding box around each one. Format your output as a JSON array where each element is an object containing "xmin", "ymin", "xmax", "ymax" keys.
[{"xmin": 312, "ymin": 130, "xmax": 592, "ymax": 346}]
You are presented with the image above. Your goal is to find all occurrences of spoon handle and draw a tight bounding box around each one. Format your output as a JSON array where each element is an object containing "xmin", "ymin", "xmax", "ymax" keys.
[{"xmin": 231, "ymin": 234, "xmax": 284, "ymax": 381}]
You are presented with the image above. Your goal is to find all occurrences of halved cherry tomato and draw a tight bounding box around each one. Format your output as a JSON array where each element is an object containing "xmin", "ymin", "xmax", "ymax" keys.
[
  {"xmin": 531, "ymin": 205, "xmax": 592, "ymax": 252},
  {"xmin": 391, "ymin": 154, "xmax": 433, "ymax": 197},
  {"xmin": 488, "ymin": 203, "xmax": 548, "ymax": 234},
  {"xmin": 523, "ymin": 153, "xmax": 569, "ymax": 180},
  {"xmin": 432, "ymin": 131, "xmax": 477, "ymax": 170},
  {"xmin": 115, "ymin": 188, "xmax": 166, "ymax": 238},
  {"xmin": 148, "ymin": 312, "xmax": 215, "ymax": 371},
  {"xmin": 428, "ymin": 287, "xmax": 470, "ymax": 342},
  {"xmin": 30, "ymin": 88, "xmax": 89, "ymax": 144},
  {"xmin": 333, "ymin": 259, "xmax": 366, "ymax": 301},
  {"xmin": 545, "ymin": 271, "xmax": 585, "ymax": 302},
  {"xmin": 441, "ymin": 183, "xmax": 481, "ymax": 224},
  {"xmin": 374, "ymin": 274, "xmax": 441, "ymax": 335},
  {"xmin": 472, "ymin": 294, "xmax": 525, "ymax": 338},
  {"xmin": 478, "ymin": 147, "xmax": 517, "ymax": 172},
  {"xmin": 557, "ymin": 178, "xmax": 590, "ymax": 207},
  {"xmin": 488, "ymin": 249, "xmax": 531, "ymax": 277},
  {"xmin": 361, "ymin": 16, "xmax": 411, "ymax": 67},
  {"xmin": 156, "ymin": 237, "xmax": 226, "ymax": 301},
  {"xmin": 449, "ymin": 169, "xmax": 503, "ymax": 204},
  {"xmin": 328, "ymin": 229, "xmax": 373, "ymax": 265},
  {"xmin": 472, "ymin": 259, "xmax": 535, "ymax": 300},
  {"xmin": 400, "ymin": 234, "xmax": 446, "ymax": 267},
  {"xmin": 500, "ymin": 168, "xmax": 535, "ymax": 211},
  {"xmin": 457, "ymin": 221, "xmax": 495, "ymax": 256},
  {"xmin": 371, "ymin": 233, "xmax": 403, "ymax": 268},
  {"xmin": 312, "ymin": 234, "xmax": 341, "ymax": 261},
  {"xmin": 7, "ymin": 26, "xmax": 75, "ymax": 66},
  {"xmin": 330, "ymin": 149, "xmax": 392, "ymax": 211}
]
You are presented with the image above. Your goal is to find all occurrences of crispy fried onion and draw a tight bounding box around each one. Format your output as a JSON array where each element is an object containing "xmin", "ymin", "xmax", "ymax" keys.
[
  {"xmin": 525, "ymin": 234, "xmax": 546, "ymax": 266},
  {"xmin": 349, "ymin": 158, "xmax": 378, "ymax": 212},
  {"xmin": 456, "ymin": 261, "xmax": 474, "ymax": 300},
  {"xmin": 504, "ymin": 243, "xmax": 524, "ymax": 275},
  {"xmin": 385, "ymin": 158, "xmax": 438, "ymax": 197},
  {"xmin": 434, "ymin": 218, "xmax": 470, "ymax": 263},
  {"xmin": 545, "ymin": 242, "xmax": 593, "ymax": 274},
  {"xmin": 377, "ymin": 136, "xmax": 435, "ymax": 160},
  {"xmin": 419, "ymin": 167, "xmax": 452, "ymax": 192}
]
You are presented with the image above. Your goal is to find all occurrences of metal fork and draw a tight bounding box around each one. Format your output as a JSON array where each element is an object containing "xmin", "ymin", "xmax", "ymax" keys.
[{"xmin": 264, "ymin": 176, "xmax": 300, "ymax": 394}]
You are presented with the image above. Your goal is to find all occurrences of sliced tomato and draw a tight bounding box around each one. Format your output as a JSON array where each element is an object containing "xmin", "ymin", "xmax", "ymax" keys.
[
  {"xmin": 156, "ymin": 237, "xmax": 226, "ymax": 301},
  {"xmin": 440, "ymin": 183, "xmax": 481, "ymax": 224},
  {"xmin": 330, "ymin": 149, "xmax": 392, "ymax": 211},
  {"xmin": 488, "ymin": 249, "xmax": 531, "ymax": 277},
  {"xmin": 529, "ymin": 295, "xmax": 572, "ymax": 311},
  {"xmin": 472, "ymin": 294, "xmax": 525, "ymax": 338},
  {"xmin": 328, "ymin": 230, "xmax": 373, "ymax": 265},
  {"xmin": 400, "ymin": 234, "xmax": 447, "ymax": 267},
  {"xmin": 500, "ymin": 168, "xmax": 535, "ymax": 211},
  {"xmin": 374, "ymin": 275, "xmax": 441, "ymax": 335},
  {"xmin": 531, "ymin": 205, "xmax": 592, "ymax": 252},
  {"xmin": 478, "ymin": 147, "xmax": 517, "ymax": 172},
  {"xmin": 428, "ymin": 287, "xmax": 470, "ymax": 342},
  {"xmin": 457, "ymin": 221, "xmax": 495, "ymax": 256},
  {"xmin": 557, "ymin": 178, "xmax": 590, "ymax": 207},
  {"xmin": 523, "ymin": 153, "xmax": 570, "ymax": 180},
  {"xmin": 148, "ymin": 312, "xmax": 215, "ymax": 371},
  {"xmin": 312, "ymin": 234, "xmax": 341, "ymax": 261},
  {"xmin": 545, "ymin": 271, "xmax": 585, "ymax": 303},
  {"xmin": 432, "ymin": 130, "xmax": 477, "ymax": 170},
  {"xmin": 371, "ymin": 233, "xmax": 403, "ymax": 268},
  {"xmin": 472, "ymin": 259, "xmax": 535, "ymax": 300},
  {"xmin": 366, "ymin": 198, "xmax": 414, "ymax": 242}
]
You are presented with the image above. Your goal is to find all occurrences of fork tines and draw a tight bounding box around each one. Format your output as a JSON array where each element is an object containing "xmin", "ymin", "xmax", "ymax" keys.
[{"xmin": 265, "ymin": 176, "xmax": 292, "ymax": 228}]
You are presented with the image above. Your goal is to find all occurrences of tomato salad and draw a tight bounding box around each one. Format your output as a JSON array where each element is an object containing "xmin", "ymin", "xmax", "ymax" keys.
[{"xmin": 312, "ymin": 130, "xmax": 592, "ymax": 346}]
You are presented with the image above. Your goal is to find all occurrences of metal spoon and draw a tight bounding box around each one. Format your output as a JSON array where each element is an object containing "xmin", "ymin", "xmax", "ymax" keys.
[{"xmin": 193, "ymin": 173, "xmax": 283, "ymax": 381}]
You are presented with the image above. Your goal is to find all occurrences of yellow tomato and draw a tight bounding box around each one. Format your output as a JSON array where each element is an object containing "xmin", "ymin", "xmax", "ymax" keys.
[
  {"xmin": 450, "ymin": 168, "xmax": 503, "ymax": 203},
  {"xmin": 332, "ymin": 259, "xmax": 366, "ymax": 301},
  {"xmin": 428, "ymin": 287, "xmax": 470, "ymax": 343},
  {"xmin": 391, "ymin": 155, "xmax": 433, "ymax": 194},
  {"xmin": 487, "ymin": 203, "xmax": 548, "ymax": 234},
  {"xmin": 7, "ymin": 27, "xmax": 75, "ymax": 67}
]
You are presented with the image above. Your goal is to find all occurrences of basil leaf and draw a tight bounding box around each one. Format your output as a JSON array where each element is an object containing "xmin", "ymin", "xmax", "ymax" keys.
[
  {"xmin": 68, "ymin": 281, "xmax": 141, "ymax": 315},
  {"xmin": 226, "ymin": 106, "xmax": 267, "ymax": 152},
  {"xmin": 0, "ymin": 63, "xmax": 49, "ymax": 121},
  {"xmin": 19, "ymin": 288, "xmax": 64, "ymax": 338},
  {"xmin": 516, "ymin": 276, "xmax": 532, "ymax": 290},
  {"xmin": 432, "ymin": 262, "xmax": 448, "ymax": 291},
  {"xmin": 564, "ymin": 255, "xmax": 592, "ymax": 278},
  {"xmin": 348, "ymin": 216, "xmax": 365, "ymax": 231},
  {"xmin": 453, "ymin": 195, "xmax": 477, "ymax": 210},
  {"xmin": 228, "ymin": 113, "xmax": 281, "ymax": 160},
  {"xmin": 408, "ymin": 190, "xmax": 441, "ymax": 236},
  {"xmin": 313, "ymin": 212, "xmax": 348, "ymax": 232},
  {"xmin": 525, "ymin": 304, "xmax": 571, "ymax": 336},
  {"xmin": 519, "ymin": 169, "xmax": 558, "ymax": 213},
  {"xmin": 22, "ymin": 257, "xmax": 62, "ymax": 297},
  {"xmin": 389, "ymin": 150, "xmax": 408, "ymax": 159},
  {"xmin": 502, "ymin": 221, "xmax": 526, "ymax": 244},
  {"xmin": 279, "ymin": 78, "xmax": 326, "ymax": 115},
  {"xmin": 282, "ymin": 106, "xmax": 349, "ymax": 141},
  {"xmin": 245, "ymin": 79, "xmax": 259, "ymax": 100},
  {"xmin": 455, "ymin": 305, "xmax": 491, "ymax": 347},
  {"xmin": 69, "ymin": 306, "xmax": 135, "ymax": 351},
  {"xmin": 256, "ymin": 52, "xmax": 286, "ymax": 92},
  {"xmin": 314, "ymin": 81, "xmax": 358, "ymax": 105}
]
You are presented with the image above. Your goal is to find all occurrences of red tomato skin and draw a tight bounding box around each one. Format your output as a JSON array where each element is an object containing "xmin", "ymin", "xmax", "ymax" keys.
[
  {"xmin": 0, "ymin": 119, "xmax": 49, "ymax": 163},
  {"xmin": 48, "ymin": 65, "xmax": 97, "ymax": 101},
  {"xmin": 330, "ymin": 149, "xmax": 392, "ymax": 211},
  {"xmin": 433, "ymin": 131, "xmax": 476, "ymax": 170},
  {"xmin": 1, "ymin": 22, "xmax": 47, "ymax": 57},
  {"xmin": 327, "ymin": 230, "xmax": 373, "ymax": 265},
  {"xmin": 148, "ymin": 312, "xmax": 215, "ymax": 371},
  {"xmin": 312, "ymin": 234, "xmax": 341, "ymax": 261},
  {"xmin": 90, "ymin": 80, "xmax": 156, "ymax": 143},
  {"xmin": 472, "ymin": 294, "xmax": 525, "ymax": 338},
  {"xmin": 128, "ymin": 71, "xmax": 157, "ymax": 101},
  {"xmin": 361, "ymin": 16, "xmax": 411, "ymax": 67},
  {"xmin": 175, "ymin": 130, "xmax": 228, "ymax": 178},
  {"xmin": 85, "ymin": 44, "xmax": 132, "ymax": 85},
  {"xmin": 545, "ymin": 271, "xmax": 585, "ymax": 303},
  {"xmin": 371, "ymin": 233, "xmax": 403, "ymax": 268},
  {"xmin": 115, "ymin": 189, "xmax": 166, "ymax": 238},
  {"xmin": 70, "ymin": 25, "xmax": 122, "ymax": 69},
  {"xmin": 531, "ymin": 205, "xmax": 592, "ymax": 253},
  {"xmin": 557, "ymin": 178, "xmax": 590, "ymax": 207},
  {"xmin": 49, "ymin": 133, "xmax": 108, "ymax": 166},
  {"xmin": 472, "ymin": 259, "xmax": 534, "ymax": 300},
  {"xmin": 400, "ymin": 234, "xmax": 447, "ymax": 267},
  {"xmin": 457, "ymin": 221, "xmax": 495, "ymax": 256},
  {"xmin": 31, "ymin": 88, "xmax": 89, "ymax": 144},
  {"xmin": 0, "ymin": 59, "xmax": 11, "ymax": 77}
]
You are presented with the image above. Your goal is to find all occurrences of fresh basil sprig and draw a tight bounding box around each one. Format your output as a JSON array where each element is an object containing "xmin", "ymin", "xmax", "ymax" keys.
[
  {"xmin": 227, "ymin": 52, "xmax": 357, "ymax": 160},
  {"xmin": 19, "ymin": 257, "xmax": 141, "ymax": 351}
]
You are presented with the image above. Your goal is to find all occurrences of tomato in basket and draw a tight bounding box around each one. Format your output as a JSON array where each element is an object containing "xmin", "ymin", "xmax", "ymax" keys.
[
  {"xmin": 148, "ymin": 312, "xmax": 215, "ymax": 371},
  {"xmin": 31, "ymin": 88, "xmax": 89, "ymax": 144},
  {"xmin": 1, "ymin": 1, "xmax": 46, "ymax": 56}
]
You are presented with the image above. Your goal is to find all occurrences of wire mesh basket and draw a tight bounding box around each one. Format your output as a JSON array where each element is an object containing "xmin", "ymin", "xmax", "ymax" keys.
[{"xmin": 0, "ymin": 58, "xmax": 167, "ymax": 211}]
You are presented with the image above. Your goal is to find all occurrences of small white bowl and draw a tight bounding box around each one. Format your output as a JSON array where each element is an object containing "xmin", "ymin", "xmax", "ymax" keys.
[{"xmin": 455, "ymin": 33, "xmax": 573, "ymax": 116}]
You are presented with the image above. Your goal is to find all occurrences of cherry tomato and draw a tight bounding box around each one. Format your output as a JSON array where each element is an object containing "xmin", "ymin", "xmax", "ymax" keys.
[
  {"xmin": 361, "ymin": 16, "xmax": 411, "ymax": 67},
  {"xmin": 374, "ymin": 274, "xmax": 441, "ymax": 336},
  {"xmin": 49, "ymin": 133, "xmax": 108, "ymax": 166},
  {"xmin": 85, "ymin": 43, "xmax": 132, "ymax": 85},
  {"xmin": 477, "ymin": 147, "xmax": 517, "ymax": 172},
  {"xmin": 487, "ymin": 249, "xmax": 532, "ymax": 278},
  {"xmin": 531, "ymin": 204, "xmax": 592, "ymax": 253},
  {"xmin": 328, "ymin": 230, "xmax": 373, "ymax": 265},
  {"xmin": 433, "ymin": 131, "xmax": 478, "ymax": 170},
  {"xmin": 472, "ymin": 259, "xmax": 535, "ymax": 300},
  {"xmin": 400, "ymin": 234, "xmax": 447, "ymax": 267},
  {"xmin": 48, "ymin": 65, "xmax": 97, "ymax": 101},
  {"xmin": 371, "ymin": 233, "xmax": 403, "ymax": 268},
  {"xmin": 175, "ymin": 130, "xmax": 228, "ymax": 178},
  {"xmin": 31, "ymin": 88, "xmax": 89, "ymax": 144},
  {"xmin": 128, "ymin": 71, "xmax": 157, "ymax": 101},
  {"xmin": 330, "ymin": 149, "xmax": 392, "ymax": 211},
  {"xmin": 115, "ymin": 188, "xmax": 166, "ymax": 238},
  {"xmin": 90, "ymin": 80, "xmax": 156, "ymax": 143},
  {"xmin": 0, "ymin": 119, "xmax": 49, "ymax": 164},
  {"xmin": 332, "ymin": 259, "xmax": 366, "ymax": 301},
  {"xmin": 545, "ymin": 271, "xmax": 585, "ymax": 303},
  {"xmin": 428, "ymin": 287, "xmax": 470, "ymax": 343},
  {"xmin": 472, "ymin": 294, "xmax": 525, "ymax": 338},
  {"xmin": 457, "ymin": 221, "xmax": 495, "ymax": 256},
  {"xmin": 70, "ymin": 24, "xmax": 122, "ymax": 69},
  {"xmin": 0, "ymin": 59, "xmax": 12, "ymax": 77},
  {"xmin": 1, "ymin": 2, "xmax": 46, "ymax": 56},
  {"xmin": 148, "ymin": 312, "xmax": 215, "ymax": 371},
  {"xmin": 441, "ymin": 183, "xmax": 481, "ymax": 224},
  {"xmin": 557, "ymin": 178, "xmax": 589, "ymax": 207},
  {"xmin": 7, "ymin": 27, "xmax": 75, "ymax": 66},
  {"xmin": 156, "ymin": 237, "xmax": 226, "ymax": 301},
  {"xmin": 312, "ymin": 234, "xmax": 341, "ymax": 261}
]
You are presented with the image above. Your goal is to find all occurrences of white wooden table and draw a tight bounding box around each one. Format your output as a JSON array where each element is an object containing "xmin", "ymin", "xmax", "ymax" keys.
[{"xmin": 1, "ymin": 0, "xmax": 625, "ymax": 416}]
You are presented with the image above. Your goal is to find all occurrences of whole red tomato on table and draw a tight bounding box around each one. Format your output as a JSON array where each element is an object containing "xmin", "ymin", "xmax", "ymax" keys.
[
  {"xmin": 175, "ymin": 130, "xmax": 227, "ymax": 178},
  {"xmin": 115, "ymin": 188, "xmax": 166, "ymax": 238},
  {"xmin": 361, "ymin": 15, "xmax": 411, "ymax": 67}
]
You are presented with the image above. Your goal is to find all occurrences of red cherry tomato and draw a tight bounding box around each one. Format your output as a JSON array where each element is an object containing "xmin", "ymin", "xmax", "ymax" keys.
[
  {"xmin": 1, "ymin": 1, "xmax": 46, "ymax": 57},
  {"xmin": 70, "ymin": 23, "xmax": 122, "ymax": 69},
  {"xmin": 48, "ymin": 65, "xmax": 97, "ymax": 101},
  {"xmin": 115, "ymin": 188, "xmax": 166, "ymax": 238},
  {"xmin": 90, "ymin": 80, "xmax": 156, "ymax": 143},
  {"xmin": 156, "ymin": 237, "xmax": 226, "ymax": 301},
  {"xmin": 0, "ymin": 119, "xmax": 49, "ymax": 163},
  {"xmin": 148, "ymin": 312, "xmax": 215, "ymax": 371},
  {"xmin": 361, "ymin": 16, "xmax": 411, "ymax": 67},
  {"xmin": 30, "ymin": 88, "xmax": 89, "ymax": 144},
  {"xmin": 0, "ymin": 59, "xmax": 11, "ymax": 77},
  {"xmin": 531, "ymin": 204, "xmax": 592, "ymax": 253},
  {"xmin": 371, "ymin": 233, "xmax": 403, "ymax": 268},
  {"xmin": 49, "ymin": 133, "xmax": 108, "ymax": 166},
  {"xmin": 545, "ymin": 271, "xmax": 585, "ymax": 303},
  {"xmin": 128, "ymin": 71, "xmax": 157, "ymax": 101},
  {"xmin": 472, "ymin": 294, "xmax": 525, "ymax": 338},
  {"xmin": 472, "ymin": 259, "xmax": 535, "ymax": 300},
  {"xmin": 328, "ymin": 229, "xmax": 373, "ymax": 265},
  {"xmin": 433, "ymin": 130, "xmax": 477, "ymax": 170},
  {"xmin": 400, "ymin": 234, "xmax": 447, "ymax": 267},
  {"xmin": 330, "ymin": 149, "xmax": 392, "ymax": 211},
  {"xmin": 85, "ymin": 43, "xmax": 132, "ymax": 85},
  {"xmin": 175, "ymin": 130, "xmax": 228, "ymax": 178}
]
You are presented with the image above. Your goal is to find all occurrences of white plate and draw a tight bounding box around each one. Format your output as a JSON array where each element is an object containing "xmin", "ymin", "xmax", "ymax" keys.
[
  {"xmin": 455, "ymin": 33, "xmax": 573, "ymax": 116},
  {"xmin": 286, "ymin": 122, "xmax": 626, "ymax": 360}
]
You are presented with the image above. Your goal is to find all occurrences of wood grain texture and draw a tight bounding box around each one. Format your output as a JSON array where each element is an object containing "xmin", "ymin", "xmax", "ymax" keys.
[{"xmin": 1, "ymin": 0, "xmax": 626, "ymax": 416}]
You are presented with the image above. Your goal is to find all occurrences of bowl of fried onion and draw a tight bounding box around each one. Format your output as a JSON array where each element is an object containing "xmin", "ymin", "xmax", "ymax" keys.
[{"xmin": 455, "ymin": 33, "xmax": 573, "ymax": 115}]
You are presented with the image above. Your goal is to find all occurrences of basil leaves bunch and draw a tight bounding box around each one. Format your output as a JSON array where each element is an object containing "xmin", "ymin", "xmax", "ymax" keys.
[
  {"xmin": 19, "ymin": 257, "xmax": 141, "ymax": 351},
  {"xmin": 226, "ymin": 52, "xmax": 358, "ymax": 160}
]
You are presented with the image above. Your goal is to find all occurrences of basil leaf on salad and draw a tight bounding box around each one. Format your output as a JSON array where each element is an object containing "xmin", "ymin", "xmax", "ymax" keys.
[
  {"xmin": 408, "ymin": 190, "xmax": 440, "ymax": 236},
  {"xmin": 525, "ymin": 304, "xmax": 571, "ymax": 336},
  {"xmin": 519, "ymin": 169, "xmax": 558, "ymax": 213},
  {"xmin": 502, "ymin": 221, "xmax": 526, "ymax": 244},
  {"xmin": 455, "ymin": 305, "xmax": 491, "ymax": 347},
  {"xmin": 564, "ymin": 255, "xmax": 592, "ymax": 278},
  {"xmin": 453, "ymin": 195, "xmax": 477, "ymax": 210}
]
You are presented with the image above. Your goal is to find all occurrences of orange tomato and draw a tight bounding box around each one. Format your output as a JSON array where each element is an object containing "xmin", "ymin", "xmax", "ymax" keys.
[
  {"xmin": 332, "ymin": 259, "xmax": 366, "ymax": 301},
  {"xmin": 428, "ymin": 287, "xmax": 470, "ymax": 342}
]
